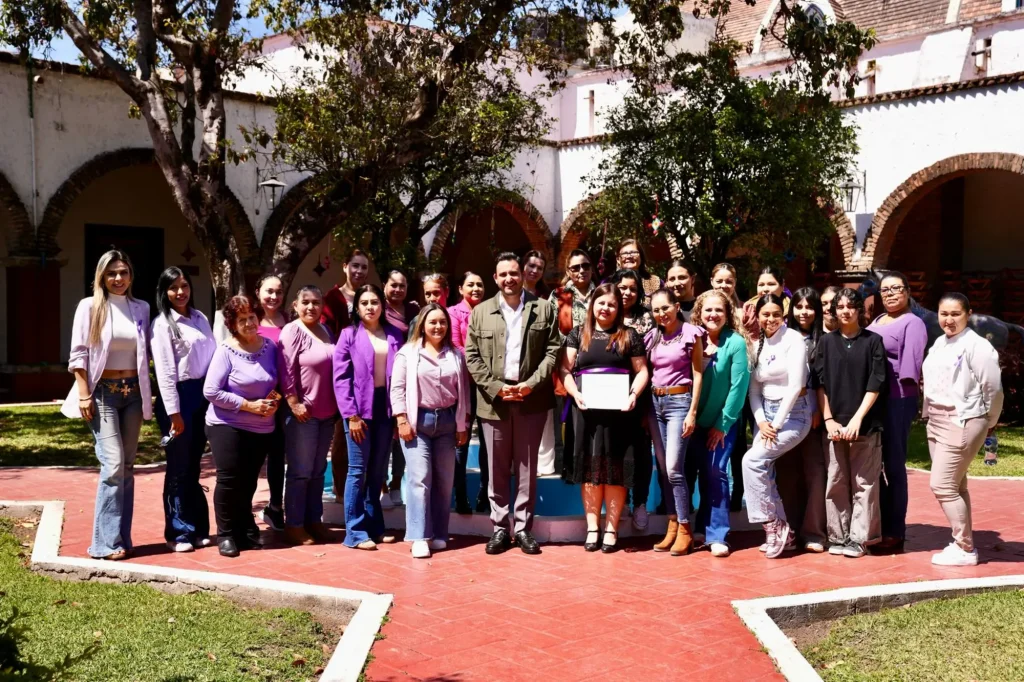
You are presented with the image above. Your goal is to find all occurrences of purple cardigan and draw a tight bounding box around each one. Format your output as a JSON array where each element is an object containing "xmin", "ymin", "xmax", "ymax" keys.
[{"xmin": 333, "ymin": 322, "xmax": 404, "ymax": 420}]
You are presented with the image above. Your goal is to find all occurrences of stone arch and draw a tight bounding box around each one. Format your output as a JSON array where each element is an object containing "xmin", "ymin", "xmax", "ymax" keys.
[
  {"xmin": 0, "ymin": 171, "xmax": 33, "ymax": 256},
  {"xmin": 36, "ymin": 148, "xmax": 259, "ymax": 265},
  {"xmin": 429, "ymin": 192, "xmax": 554, "ymax": 266},
  {"xmin": 858, "ymin": 153, "xmax": 1024, "ymax": 269}
]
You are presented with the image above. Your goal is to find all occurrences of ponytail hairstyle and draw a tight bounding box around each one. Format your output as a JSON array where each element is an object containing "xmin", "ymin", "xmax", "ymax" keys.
[
  {"xmin": 787, "ymin": 287, "xmax": 823, "ymax": 362},
  {"xmin": 89, "ymin": 250, "xmax": 135, "ymax": 345},
  {"xmin": 750, "ymin": 293, "xmax": 786, "ymax": 370},
  {"xmin": 155, "ymin": 266, "xmax": 194, "ymax": 340},
  {"xmin": 580, "ymin": 282, "xmax": 630, "ymax": 355},
  {"xmin": 938, "ymin": 291, "xmax": 971, "ymax": 312},
  {"xmin": 647, "ymin": 287, "xmax": 686, "ymax": 348},
  {"xmin": 755, "ymin": 265, "xmax": 786, "ymax": 297},
  {"xmin": 252, "ymin": 273, "xmax": 284, "ymax": 322},
  {"xmin": 710, "ymin": 262, "xmax": 743, "ymax": 307},
  {"xmin": 292, "ymin": 284, "xmax": 324, "ymax": 324}
]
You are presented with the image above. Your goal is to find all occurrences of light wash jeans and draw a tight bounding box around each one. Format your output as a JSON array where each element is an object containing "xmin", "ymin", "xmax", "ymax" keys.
[
  {"xmin": 402, "ymin": 407, "xmax": 458, "ymax": 542},
  {"xmin": 343, "ymin": 388, "xmax": 393, "ymax": 547},
  {"xmin": 742, "ymin": 396, "xmax": 811, "ymax": 525},
  {"xmin": 285, "ymin": 414, "xmax": 338, "ymax": 528},
  {"xmin": 649, "ymin": 392, "xmax": 694, "ymax": 519},
  {"xmin": 87, "ymin": 378, "xmax": 144, "ymax": 558}
]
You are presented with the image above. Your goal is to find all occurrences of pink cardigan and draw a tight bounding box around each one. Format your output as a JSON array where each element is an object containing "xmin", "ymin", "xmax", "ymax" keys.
[{"xmin": 448, "ymin": 300, "xmax": 475, "ymax": 350}]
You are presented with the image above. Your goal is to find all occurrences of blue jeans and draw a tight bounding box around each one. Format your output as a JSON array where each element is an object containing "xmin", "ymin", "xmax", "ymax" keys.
[
  {"xmin": 880, "ymin": 394, "xmax": 916, "ymax": 540},
  {"xmin": 742, "ymin": 396, "xmax": 811, "ymax": 524},
  {"xmin": 155, "ymin": 378, "xmax": 210, "ymax": 545},
  {"xmin": 87, "ymin": 377, "xmax": 144, "ymax": 558},
  {"xmin": 648, "ymin": 392, "xmax": 694, "ymax": 519},
  {"xmin": 343, "ymin": 388, "xmax": 393, "ymax": 547},
  {"xmin": 285, "ymin": 414, "xmax": 337, "ymax": 528},
  {"xmin": 687, "ymin": 422, "xmax": 738, "ymax": 544},
  {"xmin": 402, "ymin": 407, "xmax": 458, "ymax": 542}
]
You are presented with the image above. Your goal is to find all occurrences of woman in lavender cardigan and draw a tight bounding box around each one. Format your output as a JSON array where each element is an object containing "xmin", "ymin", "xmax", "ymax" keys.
[
  {"xmin": 334, "ymin": 284, "xmax": 404, "ymax": 550},
  {"xmin": 391, "ymin": 304, "xmax": 471, "ymax": 559}
]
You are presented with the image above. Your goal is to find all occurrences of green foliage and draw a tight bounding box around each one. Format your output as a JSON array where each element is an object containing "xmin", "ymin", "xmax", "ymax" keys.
[
  {"xmin": 589, "ymin": 2, "xmax": 875, "ymax": 283},
  {"xmin": 0, "ymin": 603, "xmax": 97, "ymax": 681},
  {"xmin": 0, "ymin": 519, "xmax": 333, "ymax": 680}
]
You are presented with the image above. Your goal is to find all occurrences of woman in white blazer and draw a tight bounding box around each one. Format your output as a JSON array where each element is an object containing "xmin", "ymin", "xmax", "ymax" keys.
[
  {"xmin": 62, "ymin": 250, "xmax": 153, "ymax": 560},
  {"xmin": 922, "ymin": 292, "xmax": 1003, "ymax": 567}
]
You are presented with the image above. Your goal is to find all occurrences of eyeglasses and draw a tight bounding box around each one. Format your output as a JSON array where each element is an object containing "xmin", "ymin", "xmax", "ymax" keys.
[
  {"xmin": 569, "ymin": 263, "xmax": 592, "ymax": 273},
  {"xmin": 879, "ymin": 285, "xmax": 907, "ymax": 295},
  {"xmin": 619, "ymin": 250, "xmax": 640, "ymax": 258}
]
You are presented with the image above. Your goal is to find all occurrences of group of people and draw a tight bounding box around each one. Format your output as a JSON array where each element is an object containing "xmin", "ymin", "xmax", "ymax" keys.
[{"xmin": 64, "ymin": 240, "xmax": 1003, "ymax": 567}]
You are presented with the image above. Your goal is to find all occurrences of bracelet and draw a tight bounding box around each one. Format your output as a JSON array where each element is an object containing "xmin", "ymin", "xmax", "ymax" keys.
[
  {"xmin": 78, "ymin": 397, "xmax": 91, "ymax": 402},
  {"xmin": 824, "ymin": 417, "xmax": 835, "ymax": 423}
]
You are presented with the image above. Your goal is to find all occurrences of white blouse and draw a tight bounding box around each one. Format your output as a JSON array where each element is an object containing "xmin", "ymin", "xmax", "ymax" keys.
[
  {"xmin": 749, "ymin": 325, "xmax": 808, "ymax": 428},
  {"xmin": 922, "ymin": 327, "xmax": 1003, "ymax": 428}
]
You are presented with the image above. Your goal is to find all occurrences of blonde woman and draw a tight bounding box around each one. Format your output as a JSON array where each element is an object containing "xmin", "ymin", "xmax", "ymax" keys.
[{"xmin": 62, "ymin": 250, "xmax": 153, "ymax": 560}]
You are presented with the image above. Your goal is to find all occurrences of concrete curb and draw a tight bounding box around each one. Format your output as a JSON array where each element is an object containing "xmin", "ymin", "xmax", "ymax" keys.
[
  {"xmin": 0, "ymin": 500, "xmax": 392, "ymax": 682},
  {"xmin": 732, "ymin": 574, "xmax": 1024, "ymax": 681}
]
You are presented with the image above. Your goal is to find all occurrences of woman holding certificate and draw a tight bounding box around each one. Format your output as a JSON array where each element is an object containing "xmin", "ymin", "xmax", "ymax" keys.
[{"xmin": 560, "ymin": 283, "xmax": 649, "ymax": 553}]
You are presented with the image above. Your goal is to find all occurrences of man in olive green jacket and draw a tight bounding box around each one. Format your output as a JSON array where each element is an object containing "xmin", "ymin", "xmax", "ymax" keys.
[{"xmin": 465, "ymin": 252, "xmax": 560, "ymax": 555}]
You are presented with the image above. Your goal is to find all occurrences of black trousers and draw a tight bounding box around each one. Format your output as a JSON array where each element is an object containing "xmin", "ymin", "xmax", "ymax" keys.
[
  {"xmin": 265, "ymin": 409, "xmax": 287, "ymax": 509},
  {"xmin": 206, "ymin": 423, "xmax": 270, "ymax": 541}
]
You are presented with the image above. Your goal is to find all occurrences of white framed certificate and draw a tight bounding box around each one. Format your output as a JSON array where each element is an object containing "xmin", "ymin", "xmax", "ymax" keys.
[{"xmin": 581, "ymin": 373, "xmax": 631, "ymax": 411}]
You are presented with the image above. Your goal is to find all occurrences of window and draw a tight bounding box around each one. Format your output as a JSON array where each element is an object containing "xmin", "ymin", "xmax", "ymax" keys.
[{"xmin": 805, "ymin": 3, "xmax": 827, "ymax": 27}]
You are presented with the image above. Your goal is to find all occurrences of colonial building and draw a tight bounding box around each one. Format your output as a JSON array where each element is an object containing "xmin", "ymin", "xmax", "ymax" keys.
[{"xmin": 2, "ymin": 0, "xmax": 1024, "ymax": 400}]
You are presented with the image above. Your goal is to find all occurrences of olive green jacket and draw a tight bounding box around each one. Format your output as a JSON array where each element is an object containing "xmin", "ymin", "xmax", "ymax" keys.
[{"xmin": 464, "ymin": 291, "xmax": 560, "ymax": 420}]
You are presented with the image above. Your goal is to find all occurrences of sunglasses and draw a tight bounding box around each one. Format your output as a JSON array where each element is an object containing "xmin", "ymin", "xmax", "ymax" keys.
[{"xmin": 569, "ymin": 263, "xmax": 592, "ymax": 273}]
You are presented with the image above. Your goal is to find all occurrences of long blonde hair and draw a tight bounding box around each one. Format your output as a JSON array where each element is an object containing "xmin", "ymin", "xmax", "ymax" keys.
[{"xmin": 88, "ymin": 250, "xmax": 135, "ymax": 345}]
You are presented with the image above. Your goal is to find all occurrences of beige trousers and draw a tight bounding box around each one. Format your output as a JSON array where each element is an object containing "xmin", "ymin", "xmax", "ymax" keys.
[
  {"xmin": 826, "ymin": 433, "xmax": 882, "ymax": 546},
  {"xmin": 926, "ymin": 405, "xmax": 989, "ymax": 552}
]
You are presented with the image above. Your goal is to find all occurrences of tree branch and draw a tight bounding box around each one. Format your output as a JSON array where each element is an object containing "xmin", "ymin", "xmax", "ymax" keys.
[
  {"xmin": 211, "ymin": 0, "xmax": 235, "ymax": 34},
  {"xmin": 181, "ymin": 70, "xmax": 197, "ymax": 165},
  {"xmin": 61, "ymin": 7, "xmax": 143, "ymax": 98},
  {"xmin": 153, "ymin": 0, "xmax": 195, "ymax": 64},
  {"xmin": 133, "ymin": 0, "xmax": 158, "ymax": 80}
]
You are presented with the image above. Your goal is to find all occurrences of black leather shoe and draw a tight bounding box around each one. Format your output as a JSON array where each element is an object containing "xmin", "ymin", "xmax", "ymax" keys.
[
  {"xmin": 601, "ymin": 531, "xmax": 619, "ymax": 554},
  {"xmin": 514, "ymin": 531, "xmax": 541, "ymax": 555},
  {"xmin": 240, "ymin": 530, "xmax": 263, "ymax": 550},
  {"xmin": 584, "ymin": 530, "xmax": 601, "ymax": 552},
  {"xmin": 218, "ymin": 538, "xmax": 239, "ymax": 557},
  {"xmin": 485, "ymin": 528, "xmax": 511, "ymax": 555}
]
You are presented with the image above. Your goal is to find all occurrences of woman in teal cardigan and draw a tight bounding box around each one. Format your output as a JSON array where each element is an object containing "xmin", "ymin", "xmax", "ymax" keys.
[{"xmin": 686, "ymin": 289, "xmax": 750, "ymax": 557}]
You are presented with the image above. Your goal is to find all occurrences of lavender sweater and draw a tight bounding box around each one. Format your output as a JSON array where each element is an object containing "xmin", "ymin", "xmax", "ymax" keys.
[{"xmin": 203, "ymin": 339, "xmax": 279, "ymax": 433}]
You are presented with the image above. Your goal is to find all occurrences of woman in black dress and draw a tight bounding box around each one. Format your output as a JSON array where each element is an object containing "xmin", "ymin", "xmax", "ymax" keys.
[{"xmin": 559, "ymin": 282, "xmax": 650, "ymax": 553}]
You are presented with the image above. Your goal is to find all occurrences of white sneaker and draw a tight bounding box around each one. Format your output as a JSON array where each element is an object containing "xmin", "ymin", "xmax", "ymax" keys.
[
  {"xmin": 196, "ymin": 538, "xmax": 213, "ymax": 548},
  {"xmin": 390, "ymin": 489, "xmax": 403, "ymax": 507},
  {"xmin": 380, "ymin": 492, "xmax": 395, "ymax": 509},
  {"xmin": 428, "ymin": 539, "xmax": 447, "ymax": 551},
  {"xmin": 167, "ymin": 541, "xmax": 194, "ymax": 553},
  {"xmin": 632, "ymin": 504, "xmax": 649, "ymax": 531},
  {"xmin": 931, "ymin": 542, "xmax": 978, "ymax": 566},
  {"xmin": 411, "ymin": 540, "xmax": 431, "ymax": 559},
  {"xmin": 710, "ymin": 543, "xmax": 730, "ymax": 557},
  {"xmin": 805, "ymin": 541, "xmax": 825, "ymax": 553}
]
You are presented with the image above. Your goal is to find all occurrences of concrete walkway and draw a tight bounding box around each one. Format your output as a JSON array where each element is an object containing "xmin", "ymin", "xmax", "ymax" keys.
[{"xmin": 2, "ymin": 464, "xmax": 1023, "ymax": 681}]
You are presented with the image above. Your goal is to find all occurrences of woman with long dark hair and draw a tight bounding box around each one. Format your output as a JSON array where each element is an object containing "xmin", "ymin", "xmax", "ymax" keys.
[
  {"xmin": 560, "ymin": 282, "xmax": 649, "ymax": 553},
  {"xmin": 786, "ymin": 287, "xmax": 827, "ymax": 552},
  {"xmin": 867, "ymin": 271, "xmax": 928, "ymax": 553},
  {"xmin": 392, "ymin": 303, "xmax": 471, "ymax": 558},
  {"xmin": 63, "ymin": 250, "xmax": 153, "ymax": 560},
  {"xmin": 204, "ymin": 294, "xmax": 279, "ymax": 557},
  {"xmin": 333, "ymin": 284, "xmax": 404, "ymax": 550},
  {"xmin": 253, "ymin": 273, "xmax": 288, "ymax": 534},
  {"xmin": 742, "ymin": 266, "xmax": 790, "ymax": 338},
  {"xmin": 522, "ymin": 249, "xmax": 550, "ymax": 299},
  {"xmin": 742, "ymin": 293, "xmax": 810, "ymax": 559},
  {"xmin": 665, "ymin": 260, "xmax": 698, "ymax": 322},
  {"xmin": 278, "ymin": 285, "xmax": 338, "ymax": 546},
  {"xmin": 616, "ymin": 238, "xmax": 662, "ymax": 307},
  {"xmin": 151, "ymin": 266, "xmax": 216, "ymax": 552}
]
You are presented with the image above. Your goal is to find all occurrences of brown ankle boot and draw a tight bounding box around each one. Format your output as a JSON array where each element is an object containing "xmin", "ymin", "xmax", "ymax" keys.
[
  {"xmin": 285, "ymin": 526, "xmax": 315, "ymax": 546},
  {"xmin": 653, "ymin": 516, "xmax": 678, "ymax": 552},
  {"xmin": 671, "ymin": 522, "xmax": 693, "ymax": 556}
]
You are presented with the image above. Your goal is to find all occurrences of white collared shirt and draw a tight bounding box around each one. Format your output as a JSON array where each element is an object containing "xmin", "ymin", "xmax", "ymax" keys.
[
  {"xmin": 499, "ymin": 295, "xmax": 525, "ymax": 382},
  {"xmin": 151, "ymin": 308, "xmax": 217, "ymax": 415}
]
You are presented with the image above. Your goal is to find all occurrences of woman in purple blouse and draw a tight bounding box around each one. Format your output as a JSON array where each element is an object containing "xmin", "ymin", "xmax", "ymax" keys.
[
  {"xmin": 278, "ymin": 285, "xmax": 338, "ymax": 546},
  {"xmin": 391, "ymin": 303, "xmax": 470, "ymax": 559},
  {"xmin": 203, "ymin": 295, "xmax": 280, "ymax": 557},
  {"xmin": 333, "ymin": 284, "xmax": 404, "ymax": 550},
  {"xmin": 867, "ymin": 271, "xmax": 928, "ymax": 553}
]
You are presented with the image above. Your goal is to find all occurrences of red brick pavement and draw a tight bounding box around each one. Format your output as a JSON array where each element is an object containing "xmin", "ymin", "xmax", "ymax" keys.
[{"xmin": 3, "ymin": 463, "xmax": 1024, "ymax": 682}]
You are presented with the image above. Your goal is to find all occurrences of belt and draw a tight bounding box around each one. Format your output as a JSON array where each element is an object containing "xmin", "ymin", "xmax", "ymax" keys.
[
  {"xmin": 99, "ymin": 377, "xmax": 140, "ymax": 396},
  {"xmin": 652, "ymin": 385, "xmax": 691, "ymax": 397},
  {"xmin": 423, "ymin": 405, "xmax": 456, "ymax": 417}
]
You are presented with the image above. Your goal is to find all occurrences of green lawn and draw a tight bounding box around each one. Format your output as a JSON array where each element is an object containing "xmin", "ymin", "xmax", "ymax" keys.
[
  {"xmin": 906, "ymin": 421, "xmax": 1024, "ymax": 477},
  {"xmin": 801, "ymin": 590, "xmax": 1024, "ymax": 682},
  {"xmin": 0, "ymin": 518, "xmax": 333, "ymax": 681},
  {"xmin": 0, "ymin": 405, "xmax": 164, "ymax": 467}
]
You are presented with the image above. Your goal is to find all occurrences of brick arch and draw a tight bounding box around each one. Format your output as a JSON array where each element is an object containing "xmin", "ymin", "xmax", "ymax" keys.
[
  {"xmin": 0, "ymin": 171, "xmax": 33, "ymax": 255},
  {"xmin": 832, "ymin": 210, "xmax": 856, "ymax": 269},
  {"xmin": 429, "ymin": 192, "xmax": 554, "ymax": 266},
  {"xmin": 36, "ymin": 148, "xmax": 259, "ymax": 266},
  {"xmin": 859, "ymin": 152, "xmax": 1024, "ymax": 269}
]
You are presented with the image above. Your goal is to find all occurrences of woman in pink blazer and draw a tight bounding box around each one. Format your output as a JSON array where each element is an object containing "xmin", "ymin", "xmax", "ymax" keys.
[{"xmin": 62, "ymin": 250, "xmax": 153, "ymax": 561}]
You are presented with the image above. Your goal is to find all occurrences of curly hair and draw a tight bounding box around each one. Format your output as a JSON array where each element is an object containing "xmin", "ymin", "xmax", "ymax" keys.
[
  {"xmin": 223, "ymin": 294, "xmax": 256, "ymax": 337},
  {"xmin": 692, "ymin": 289, "xmax": 745, "ymax": 340}
]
